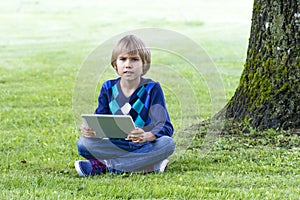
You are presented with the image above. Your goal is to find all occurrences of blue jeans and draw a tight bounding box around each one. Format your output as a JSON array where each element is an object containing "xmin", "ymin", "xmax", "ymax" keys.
[{"xmin": 77, "ymin": 136, "xmax": 175, "ymax": 173}]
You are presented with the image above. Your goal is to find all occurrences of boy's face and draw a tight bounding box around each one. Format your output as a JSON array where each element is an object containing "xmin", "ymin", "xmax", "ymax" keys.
[{"xmin": 115, "ymin": 53, "xmax": 143, "ymax": 81}]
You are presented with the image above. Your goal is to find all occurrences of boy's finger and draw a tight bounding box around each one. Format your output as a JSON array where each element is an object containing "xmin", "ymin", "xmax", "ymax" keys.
[
  {"xmin": 130, "ymin": 128, "xmax": 143, "ymax": 134},
  {"xmin": 83, "ymin": 131, "xmax": 96, "ymax": 137}
]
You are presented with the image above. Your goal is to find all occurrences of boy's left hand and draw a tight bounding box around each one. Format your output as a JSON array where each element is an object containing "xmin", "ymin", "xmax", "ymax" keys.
[{"xmin": 128, "ymin": 128, "xmax": 156, "ymax": 143}]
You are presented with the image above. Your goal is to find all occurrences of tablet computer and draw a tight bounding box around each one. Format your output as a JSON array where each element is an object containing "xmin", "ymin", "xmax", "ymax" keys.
[{"xmin": 81, "ymin": 114, "xmax": 135, "ymax": 138}]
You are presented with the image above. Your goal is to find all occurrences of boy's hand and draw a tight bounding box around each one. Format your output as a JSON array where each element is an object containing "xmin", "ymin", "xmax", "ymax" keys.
[
  {"xmin": 128, "ymin": 128, "xmax": 156, "ymax": 143},
  {"xmin": 80, "ymin": 124, "xmax": 96, "ymax": 138}
]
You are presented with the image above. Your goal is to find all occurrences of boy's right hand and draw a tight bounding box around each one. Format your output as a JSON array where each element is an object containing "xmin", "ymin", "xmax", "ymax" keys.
[{"xmin": 80, "ymin": 124, "xmax": 96, "ymax": 138}]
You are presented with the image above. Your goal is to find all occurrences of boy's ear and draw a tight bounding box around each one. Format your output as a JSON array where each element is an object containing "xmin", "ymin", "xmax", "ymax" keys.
[{"xmin": 112, "ymin": 62, "xmax": 117, "ymax": 70}]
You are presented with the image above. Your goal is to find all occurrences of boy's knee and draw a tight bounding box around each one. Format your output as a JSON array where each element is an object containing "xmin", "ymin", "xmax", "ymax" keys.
[
  {"xmin": 158, "ymin": 136, "xmax": 176, "ymax": 153},
  {"xmin": 77, "ymin": 137, "xmax": 92, "ymax": 158},
  {"xmin": 168, "ymin": 137, "xmax": 176, "ymax": 154},
  {"xmin": 77, "ymin": 136, "xmax": 84, "ymax": 150}
]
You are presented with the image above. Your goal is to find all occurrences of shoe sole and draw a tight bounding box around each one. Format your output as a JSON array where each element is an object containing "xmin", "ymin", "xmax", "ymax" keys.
[
  {"xmin": 159, "ymin": 159, "xmax": 169, "ymax": 173},
  {"xmin": 74, "ymin": 161, "xmax": 87, "ymax": 177}
]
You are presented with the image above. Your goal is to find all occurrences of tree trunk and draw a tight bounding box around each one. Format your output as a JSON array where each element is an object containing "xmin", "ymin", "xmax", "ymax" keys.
[{"xmin": 223, "ymin": 0, "xmax": 300, "ymax": 130}]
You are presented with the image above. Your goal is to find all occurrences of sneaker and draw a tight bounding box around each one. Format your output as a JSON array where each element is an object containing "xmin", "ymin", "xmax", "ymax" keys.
[
  {"xmin": 131, "ymin": 159, "xmax": 170, "ymax": 174},
  {"xmin": 156, "ymin": 159, "xmax": 169, "ymax": 173},
  {"xmin": 74, "ymin": 159, "xmax": 106, "ymax": 177}
]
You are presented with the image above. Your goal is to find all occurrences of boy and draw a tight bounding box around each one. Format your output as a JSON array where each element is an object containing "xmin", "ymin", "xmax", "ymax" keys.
[{"xmin": 75, "ymin": 35, "xmax": 175, "ymax": 176}]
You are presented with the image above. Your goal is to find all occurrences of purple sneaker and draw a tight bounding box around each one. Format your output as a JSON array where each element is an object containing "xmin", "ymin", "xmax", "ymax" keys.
[{"xmin": 74, "ymin": 159, "xmax": 106, "ymax": 177}]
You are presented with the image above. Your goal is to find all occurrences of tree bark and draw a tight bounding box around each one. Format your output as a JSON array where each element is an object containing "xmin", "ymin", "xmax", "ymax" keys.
[{"xmin": 222, "ymin": 0, "xmax": 300, "ymax": 130}]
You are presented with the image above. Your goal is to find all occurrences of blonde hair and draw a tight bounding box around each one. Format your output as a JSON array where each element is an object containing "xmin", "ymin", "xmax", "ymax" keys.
[{"xmin": 111, "ymin": 35, "xmax": 151, "ymax": 75}]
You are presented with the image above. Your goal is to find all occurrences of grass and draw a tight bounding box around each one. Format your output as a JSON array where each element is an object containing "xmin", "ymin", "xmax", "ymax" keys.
[{"xmin": 1, "ymin": 0, "xmax": 299, "ymax": 199}]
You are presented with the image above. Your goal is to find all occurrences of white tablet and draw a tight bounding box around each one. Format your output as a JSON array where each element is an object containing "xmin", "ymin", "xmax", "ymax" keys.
[{"xmin": 81, "ymin": 114, "xmax": 135, "ymax": 138}]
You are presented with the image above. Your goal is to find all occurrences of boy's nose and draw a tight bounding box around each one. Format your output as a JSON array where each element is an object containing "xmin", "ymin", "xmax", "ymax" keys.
[{"xmin": 125, "ymin": 60, "xmax": 132, "ymax": 68}]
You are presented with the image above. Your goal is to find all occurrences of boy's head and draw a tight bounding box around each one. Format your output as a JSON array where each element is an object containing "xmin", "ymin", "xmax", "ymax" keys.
[{"xmin": 111, "ymin": 35, "xmax": 151, "ymax": 75}]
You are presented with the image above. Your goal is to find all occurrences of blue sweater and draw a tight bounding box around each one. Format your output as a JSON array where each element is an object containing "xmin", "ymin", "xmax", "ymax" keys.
[{"xmin": 95, "ymin": 77, "xmax": 173, "ymax": 138}]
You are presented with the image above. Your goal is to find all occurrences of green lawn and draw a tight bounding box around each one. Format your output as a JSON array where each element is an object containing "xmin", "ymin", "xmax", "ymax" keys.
[{"xmin": 1, "ymin": 0, "xmax": 299, "ymax": 199}]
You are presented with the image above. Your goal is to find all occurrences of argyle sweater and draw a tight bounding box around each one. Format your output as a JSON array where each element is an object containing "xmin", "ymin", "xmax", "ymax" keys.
[{"xmin": 94, "ymin": 77, "xmax": 173, "ymax": 138}]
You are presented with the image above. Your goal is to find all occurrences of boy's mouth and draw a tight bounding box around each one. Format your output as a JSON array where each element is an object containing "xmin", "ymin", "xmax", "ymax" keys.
[{"xmin": 124, "ymin": 71, "xmax": 133, "ymax": 74}]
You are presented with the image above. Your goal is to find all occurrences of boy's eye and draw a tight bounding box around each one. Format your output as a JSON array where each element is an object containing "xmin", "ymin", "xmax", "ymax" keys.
[{"xmin": 118, "ymin": 56, "xmax": 140, "ymax": 61}]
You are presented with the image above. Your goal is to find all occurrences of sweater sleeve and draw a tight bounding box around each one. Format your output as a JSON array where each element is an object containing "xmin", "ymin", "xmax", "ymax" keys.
[
  {"xmin": 94, "ymin": 83, "xmax": 110, "ymax": 114},
  {"xmin": 149, "ymin": 82, "xmax": 174, "ymax": 138}
]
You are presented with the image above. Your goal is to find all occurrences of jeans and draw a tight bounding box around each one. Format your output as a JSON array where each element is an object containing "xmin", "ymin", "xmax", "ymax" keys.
[{"xmin": 77, "ymin": 136, "xmax": 175, "ymax": 172}]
